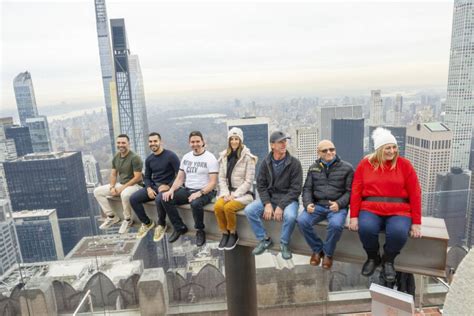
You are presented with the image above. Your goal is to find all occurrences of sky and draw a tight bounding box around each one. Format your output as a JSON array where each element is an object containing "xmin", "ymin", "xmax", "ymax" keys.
[{"xmin": 1, "ymin": 0, "xmax": 454, "ymax": 113}]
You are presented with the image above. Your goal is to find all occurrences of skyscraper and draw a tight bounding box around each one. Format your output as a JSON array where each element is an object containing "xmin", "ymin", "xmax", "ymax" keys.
[
  {"xmin": 394, "ymin": 94, "xmax": 403, "ymax": 126},
  {"xmin": 0, "ymin": 200, "xmax": 22, "ymax": 274},
  {"xmin": 13, "ymin": 71, "xmax": 39, "ymax": 126},
  {"xmin": 444, "ymin": 0, "xmax": 474, "ymax": 169},
  {"xmin": 405, "ymin": 122, "xmax": 453, "ymax": 215},
  {"xmin": 5, "ymin": 125, "xmax": 33, "ymax": 157},
  {"xmin": 318, "ymin": 105, "xmax": 363, "ymax": 140},
  {"xmin": 25, "ymin": 116, "xmax": 53, "ymax": 153},
  {"xmin": 82, "ymin": 154, "xmax": 102, "ymax": 185},
  {"xmin": 332, "ymin": 119, "xmax": 364, "ymax": 168},
  {"xmin": 4, "ymin": 152, "xmax": 93, "ymax": 254},
  {"xmin": 4, "ymin": 152, "xmax": 89, "ymax": 218},
  {"xmin": 369, "ymin": 125, "xmax": 407, "ymax": 157},
  {"xmin": 94, "ymin": 0, "xmax": 118, "ymax": 152},
  {"xmin": 434, "ymin": 167, "xmax": 471, "ymax": 247},
  {"xmin": 13, "ymin": 209, "xmax": 64, "ymax": 263},
  {"xmin": 227, "ymin": 117, "xmax": 270, "ymax": 174},
  {"xmin": 110, "ymin": 18, "xmax": 149, "ymax": 161},
  {"xmin": 369, "ymin": 90, "xmax": 383, "ymax": 126},
  {"xmin": 295, "ymin": 127, "xmax": 318, "ymax": 174}
]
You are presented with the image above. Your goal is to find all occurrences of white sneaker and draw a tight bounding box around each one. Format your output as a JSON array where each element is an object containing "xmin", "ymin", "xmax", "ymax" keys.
[
  {"xmin": 153, "ymin": 224, "xmax": 168, "ymax": 242},
  {"xmin": 118, "ymin": 218, "xmax": 133, "ymax": 234},
  {"xmin": 136, "ymin": 221, "xmax": 155, "ymax": 239},
  {"xmin": 99, "ymin": 216, "xmax": 120, "ymax": 230}
]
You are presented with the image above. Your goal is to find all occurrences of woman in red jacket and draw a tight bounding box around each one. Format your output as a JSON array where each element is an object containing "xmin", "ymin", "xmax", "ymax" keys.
[{"xmin": 349, "ymin": 127, "xmax": 422, "ymax": 282}]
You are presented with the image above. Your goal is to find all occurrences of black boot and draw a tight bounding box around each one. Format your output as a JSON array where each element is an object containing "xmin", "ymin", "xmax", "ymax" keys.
[
  {"xmin": 361, "ymin": 252, "xmax": 381, "ymax": 277},
  {"xmin": 382, "ymin": 253, "xmax": 397, "ymax": 282}
]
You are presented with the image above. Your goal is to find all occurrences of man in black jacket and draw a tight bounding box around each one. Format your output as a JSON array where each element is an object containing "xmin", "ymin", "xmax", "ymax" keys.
[
  {"xmin": 297, "ymin": 140, "xmax": 353, "ymax": 269},
  {"xmin": 244, "ymin": 131, "xmax": 303, "ymax": 260}
]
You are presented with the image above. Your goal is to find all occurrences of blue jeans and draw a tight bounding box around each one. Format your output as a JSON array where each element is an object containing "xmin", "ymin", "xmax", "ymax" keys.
[
  {"xmin": 130, "ymin": 188, "xmax": 166, "ymax": 226},
  {"xmin": 358, "ymin": 210, "xmax": 412, "ymax": 257},
  {"xmin": 244, "ymin": 200, "xmax": 298, "ymax": 245},
  {"xmin": 297, "ymin": 205, "xmax": 347, "ymax": 257}
]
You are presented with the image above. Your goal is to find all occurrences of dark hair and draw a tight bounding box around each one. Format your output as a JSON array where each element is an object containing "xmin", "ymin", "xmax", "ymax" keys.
[
  {"xmin": 188, "ymin": 131, "xmax": 204, "ymax": 141},
  {"xmin": 148, "ymin": 132, "xmax": 161, "ymax": 140},
  {"xmin": 117, "ymin": 134, "xmax": 130, "ymax": 141}
]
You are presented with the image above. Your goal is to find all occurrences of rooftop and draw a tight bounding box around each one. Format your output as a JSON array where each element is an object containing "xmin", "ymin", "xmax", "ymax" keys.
[
  {"xmin": 12, "ymin": 209, "xmax": 56, "ymax": 218},
  {"xmin": 424, "ymin": 122, "xmax": 450, "ymax": 132},
  {"xmin": 12, "ymin": 151, "xmax": 76, "ymax": 162},
  {"xmin": 66, "ymin": 234, "xmax": 141, "ymax": 259}
]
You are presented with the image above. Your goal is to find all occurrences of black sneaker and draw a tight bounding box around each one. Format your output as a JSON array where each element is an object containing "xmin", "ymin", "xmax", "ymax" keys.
[
  {"xmin": 168, "ymin": 226, "xmax": 188, "ymax": 243},
  {"xmin": 217, "ymin": 234, "xmax": 229, "ymax": 250},
  {"xmin": 225, "ymin": 233, "xmax": 239, "ymax": 250},
  {"xmin": 196, "ymin": 230, "xmax": 206, "ymax": 247}
]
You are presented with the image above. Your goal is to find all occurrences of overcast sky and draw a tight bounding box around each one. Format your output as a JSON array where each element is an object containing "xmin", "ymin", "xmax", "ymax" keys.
[{"xmin": 1, "ymin": 0, "xmax": 453, "ymax": 112}]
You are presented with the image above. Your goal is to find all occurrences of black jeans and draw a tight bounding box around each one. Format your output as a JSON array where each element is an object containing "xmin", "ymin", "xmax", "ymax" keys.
[
  {"xmin": 161, "ymin": 187, "xmax": 215, "ymax": 231},
  {"xmin": 129, "ymin": 188, "xmax": 167, "ymax": 226}
]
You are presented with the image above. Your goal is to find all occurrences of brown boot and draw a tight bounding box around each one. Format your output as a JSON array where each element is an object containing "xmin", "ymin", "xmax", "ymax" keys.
[
  {"xmin": 310, "ymin": 251, "xmax": 324, "ymax": 266},
  {"xmin": 322, "ymin": 256, "xmax": 333, "ymax": 270}
]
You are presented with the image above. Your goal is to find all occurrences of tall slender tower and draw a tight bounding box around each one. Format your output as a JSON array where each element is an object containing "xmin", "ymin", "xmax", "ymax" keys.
[
  {"xmin": 13, "ymin": 71, "xmax": 39, "ymax": 126},
  {"xmin": 94, "ymin": 0, "xmax": 118, "ymax": 153},
  {"xmin": 444, "ymin": 0, "xmax": 474, "ymax": 169},
  {"xmin": 394, "ymin": 94, "xmax": 403, "ymax": 126},
  {"xmin": 369, "ymin": 90, "xmax": 383, "ymax": 126},
  {"xmin": 110, "ymin": 19, "xmax": 149, "ymax": 161}
]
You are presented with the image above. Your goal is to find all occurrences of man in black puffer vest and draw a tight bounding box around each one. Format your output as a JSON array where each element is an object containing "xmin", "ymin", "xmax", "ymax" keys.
[{"xmin": 297, "ymin": 140, "xmax": 354, "ymax": 269}]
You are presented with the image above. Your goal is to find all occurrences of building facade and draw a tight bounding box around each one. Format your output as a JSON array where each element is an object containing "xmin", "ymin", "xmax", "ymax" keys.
[
  {"xmin": 332, "ymin": 119, "xmax": 364, "ymax": 168},
  {"xmin": 5, "ymin": 125, "xmax": 33, "ymax": 157},
  {"xmin": 24, "ymin": 116, "xmax": 52, "ymax": 153},
  {"xmin": 0, "ymin": 200, "xmax": 21, "ymax": 275},
  {"xmin": 369, "ymin": 90, "xmax": 383, "ymax": 126},
  {"xmin": 13, "ymin": 209, "xmax": 64, "ymax": 263},
  {"xmin": 318, "ymin": 105, "xmax": 363, "ymax": 140},
  {"xmin": 405, "ymin": 122, "xmax": 453, "ymax": 215},
  {"xmin": 295, "ymin": 127, "xmax": 319, "ymax": 174},
  {"xmin": 444, "ymin": 0, "xmax": 474, "ymax": 169}
]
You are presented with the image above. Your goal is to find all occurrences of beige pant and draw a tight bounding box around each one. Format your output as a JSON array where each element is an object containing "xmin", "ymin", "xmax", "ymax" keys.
[{"xmin": 94, "ymin": 183, "xmax": 141, "ymax": 219}]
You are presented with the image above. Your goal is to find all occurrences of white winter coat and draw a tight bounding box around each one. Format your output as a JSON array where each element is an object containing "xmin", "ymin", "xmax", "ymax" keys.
[{"xmin": 217, "ymin": 145, "xmax": 257, "ymax": 205}]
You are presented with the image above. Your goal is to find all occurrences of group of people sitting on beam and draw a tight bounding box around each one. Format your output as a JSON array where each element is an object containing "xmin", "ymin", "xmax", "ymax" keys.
[{"xmin": 94, "ymin": 126, "xmax": 422, "ymax": 282}]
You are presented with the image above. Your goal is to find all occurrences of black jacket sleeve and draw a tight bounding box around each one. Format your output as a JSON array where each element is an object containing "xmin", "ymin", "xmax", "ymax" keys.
[
  {"xmin": 302, "ymin": 169, "xmax": 314, "ymax": 209},
  {"xmin": 335, "ymin": 164, "xmax": 354, "ymax": 209},
  {"xmin": 257, "ymin": 162, "xmax": 272, "ymax": 205},
  {"xmin": 278, "ymin": 158, "xmax": 303, "ymax": 210}
]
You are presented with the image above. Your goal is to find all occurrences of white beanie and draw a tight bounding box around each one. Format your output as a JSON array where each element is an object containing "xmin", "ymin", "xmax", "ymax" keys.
[
  {"xmin": 372, "ymin": 127, "xmax": 397, "ymax": 151},
  {"xmin": 228, "ymin": 127, "xmax": 244, "ymax": 142}
]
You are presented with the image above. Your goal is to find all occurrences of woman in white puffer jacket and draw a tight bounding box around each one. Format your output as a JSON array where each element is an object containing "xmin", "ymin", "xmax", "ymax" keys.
[{"xmin": 214, "ymin": 127, "xmax": 257, "ymax": 251}]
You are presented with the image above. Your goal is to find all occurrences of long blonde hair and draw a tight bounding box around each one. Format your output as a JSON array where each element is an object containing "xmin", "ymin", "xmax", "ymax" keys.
[
  {"xmin": 226, "ymin": 138, "xmax": 243, "ymax": 158},
  {"xmin": 366, "ymin": 145, "xmax": 399, "ymax": 171}
]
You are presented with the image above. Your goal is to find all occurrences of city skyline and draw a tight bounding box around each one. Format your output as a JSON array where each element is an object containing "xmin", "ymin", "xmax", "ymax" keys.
[{"xmin": 1, "ymin": 1, "xmax": 453, "ymax": 113}]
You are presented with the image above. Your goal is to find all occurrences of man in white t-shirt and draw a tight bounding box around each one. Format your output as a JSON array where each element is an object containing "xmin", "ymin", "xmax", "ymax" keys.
[{"xmin": 162, "ymin": 131, "xmax": 218, "ymax": 246}]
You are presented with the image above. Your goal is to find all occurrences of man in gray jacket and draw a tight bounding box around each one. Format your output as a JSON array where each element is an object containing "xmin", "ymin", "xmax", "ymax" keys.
[
  {"xmin": 244, "ymin": 131, "xmax": 303, "ymax": 260},
  {"xmin": 297, "ymin": 140, "xmax": 353, "ymax": 269}
]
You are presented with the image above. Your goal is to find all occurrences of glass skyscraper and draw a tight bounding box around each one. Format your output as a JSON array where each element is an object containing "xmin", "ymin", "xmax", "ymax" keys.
[
  {"xmin": 13, "ymin": 71, "xmax": 39, "ymax": 126},
  {"xmin": 444, "ymin": 0, "xmax": 474, "ymax": 169},
  {"xmin": 110, "ymin": 18, "xmax": 149, "ymax": 161},
  {"xmin": 5, "ymin": 125, "xmax": 33, "ymax": 157},
  {"xmin": 332, "ymin": 119, "xmax": 364, "ymax": 168},
  {"xmin": 13, "ymin": 209, "xmax": 64, "ymax": 263},
  {"xmin": 94, "ymin": 0, "xmax": 118, "ymax": 153},
  {"xmin": 24, "ymin": 116, "xmax": 53, "ymax": 153},
  {"xmin": 4, "ymin": 152, "xmax": 93, "ymax": 255}
]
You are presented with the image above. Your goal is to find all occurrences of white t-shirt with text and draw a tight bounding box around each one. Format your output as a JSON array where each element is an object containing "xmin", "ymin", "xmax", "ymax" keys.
[{"xmin": 179, "ymin": 150, "xmax": 219, "ymax": 190}]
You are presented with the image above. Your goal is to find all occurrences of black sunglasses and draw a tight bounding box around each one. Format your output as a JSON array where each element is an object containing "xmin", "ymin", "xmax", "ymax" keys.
[{"xmin": 320, "ymin": 148, "xmax": 335, "ymax": 153}]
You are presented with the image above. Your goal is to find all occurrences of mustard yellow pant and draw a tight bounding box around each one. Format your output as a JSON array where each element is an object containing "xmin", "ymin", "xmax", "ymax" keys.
[{"xmin": 214, "ymin": 197, "xmax": 245, "ymax": 232}]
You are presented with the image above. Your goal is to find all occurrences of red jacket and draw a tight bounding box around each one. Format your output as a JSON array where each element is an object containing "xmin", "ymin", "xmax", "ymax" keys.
[{"xmin": 350, "ymin": 157, "xmax": 422, "ymax": 224}]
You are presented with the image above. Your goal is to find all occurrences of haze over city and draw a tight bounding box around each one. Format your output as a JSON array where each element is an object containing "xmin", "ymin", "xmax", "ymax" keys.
[{"xmin": 1, "ymin": 0, "xmax": 452, "ymax": 117}]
